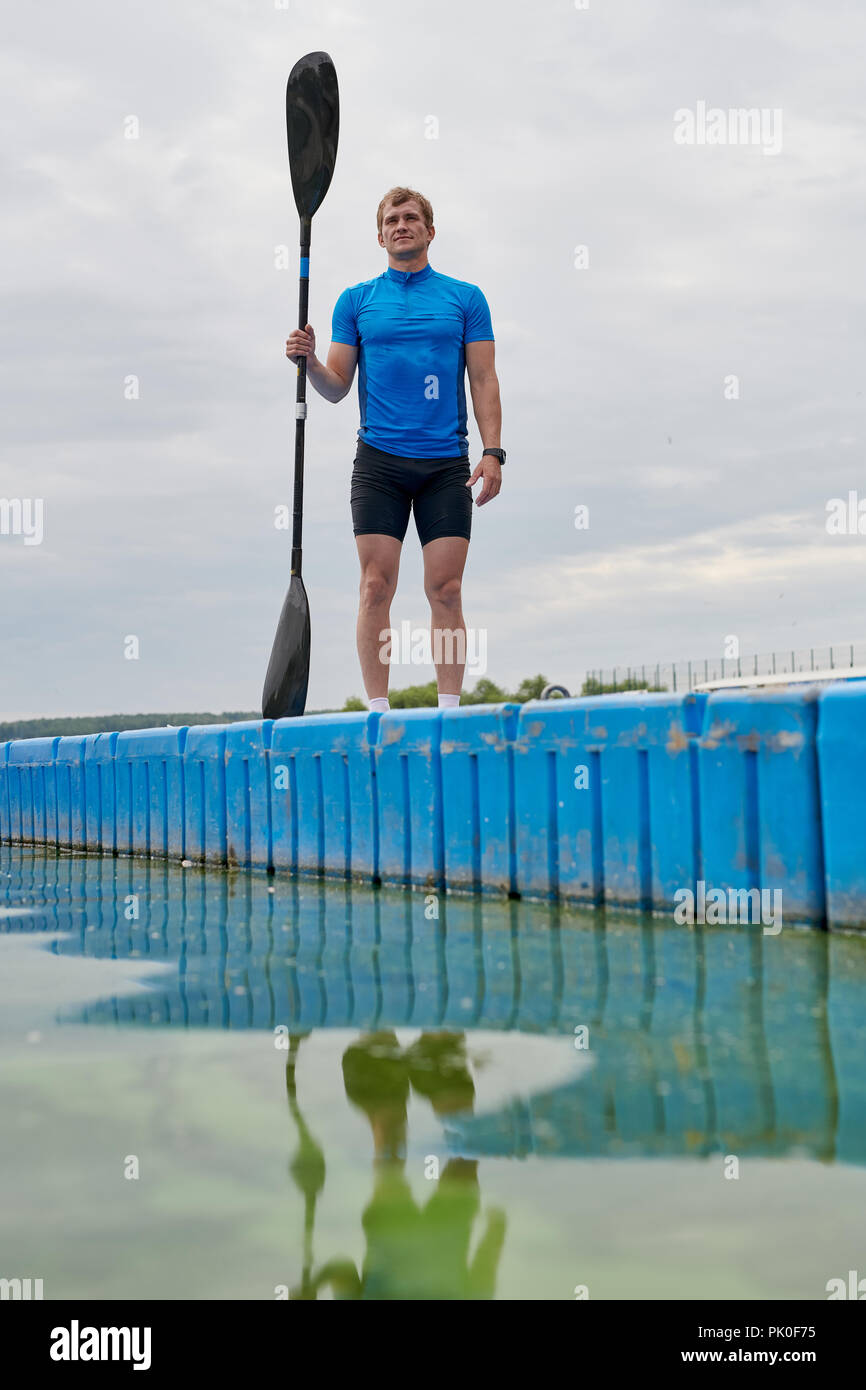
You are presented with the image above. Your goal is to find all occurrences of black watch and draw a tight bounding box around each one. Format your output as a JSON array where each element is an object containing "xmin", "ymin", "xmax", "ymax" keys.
[{"xmin": 482, "ymin": 448, "xmax": 506, "ymax": 465}]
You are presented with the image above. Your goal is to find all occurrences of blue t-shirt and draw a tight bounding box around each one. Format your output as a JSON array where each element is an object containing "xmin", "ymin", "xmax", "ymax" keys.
[{"xmin": 331, "ymin": 264, "xmax": 494, "ymax": 458}]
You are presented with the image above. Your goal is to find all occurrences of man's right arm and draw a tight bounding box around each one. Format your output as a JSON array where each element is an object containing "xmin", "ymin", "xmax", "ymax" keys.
[{"xmin": 285, "ymin": 325, "xmax": 358, "ymax": 403}]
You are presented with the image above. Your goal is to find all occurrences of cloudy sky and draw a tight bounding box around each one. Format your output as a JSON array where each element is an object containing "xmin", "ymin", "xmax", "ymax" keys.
[{"xmin": 2, "ymin": 0, "xmax": 864, "ymax": 717}]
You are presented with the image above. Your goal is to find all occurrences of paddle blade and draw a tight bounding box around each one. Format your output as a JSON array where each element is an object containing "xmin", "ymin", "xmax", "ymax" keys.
[
  {"xmin": 286, "ymin": 52, "xmax": 339, "ymax": 220},
  {"xmin": 262, "ymin": 576, "xmax": 311, "ymax": 719}
]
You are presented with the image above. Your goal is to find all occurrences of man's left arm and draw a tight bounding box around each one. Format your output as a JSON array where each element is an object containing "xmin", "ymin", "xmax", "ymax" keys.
[{"xmin": 465, "ymin": 339, "xmax": 502, "ymax": 506}]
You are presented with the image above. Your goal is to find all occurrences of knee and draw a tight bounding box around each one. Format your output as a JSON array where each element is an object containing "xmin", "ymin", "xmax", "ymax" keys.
[
  {"xmin": 425, "ymin": 574, "xmax": 463, "ymax": 609},
  {"xmin": 359, "ymin": 568, "xmax": 396, "ymax": 609}
]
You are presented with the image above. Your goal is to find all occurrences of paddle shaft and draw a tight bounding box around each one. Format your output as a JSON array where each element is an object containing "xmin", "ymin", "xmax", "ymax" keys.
[
  {"xmin": 261, "ymin": 54, "xmax": 337, "ymax": 720},
  {"xmin": 292, "ymin": 214, "xmax": 312, "ymax": 574}
]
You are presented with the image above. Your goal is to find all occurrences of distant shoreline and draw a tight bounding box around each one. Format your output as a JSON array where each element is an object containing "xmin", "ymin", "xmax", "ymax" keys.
[{"xmin": 0, "ymin": 711, "xmax": 338, "ymax": 741}]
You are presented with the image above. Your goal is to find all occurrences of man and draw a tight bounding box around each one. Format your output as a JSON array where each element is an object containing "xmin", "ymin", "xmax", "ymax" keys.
[{"xmin": 285, "ymin": 186, "xmax": 504, "ymax": 712}]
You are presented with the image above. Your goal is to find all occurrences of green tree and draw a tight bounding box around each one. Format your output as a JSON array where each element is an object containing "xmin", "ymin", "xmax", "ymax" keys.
[
  {"xmin": 511, "ymin": 674, "xmax": 548, "ymax": 703},
  {"xmin": 390, "ymin": 681, "xmax": 439, "ymax": 708},
  {"xmin": 462, "ymin": 678, "xmax": 508, "ymax": 705}
]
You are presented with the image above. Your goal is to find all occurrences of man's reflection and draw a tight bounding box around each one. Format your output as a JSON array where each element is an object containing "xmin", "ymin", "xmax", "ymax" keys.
[{"xmin": 289, "ymin": 1030, "xmax": 505, "ymax": 1299}]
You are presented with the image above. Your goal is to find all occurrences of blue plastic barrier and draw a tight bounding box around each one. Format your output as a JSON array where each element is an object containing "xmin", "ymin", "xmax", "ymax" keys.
[
  {"xmin": 374, "ymin": 709, "xmax": 444, "ymax": 889},
  {"xmin": 225, "ymin": 721, "xmax": 272, "ymax": 868},
  {"xmin": 816, "ymin": 684, "xmax": 866, "ymax": 929},
  {"xmin": 645, "ymin": 692, "xmax": 706, "ymax": 904},
  {"xmin": 513, "ymin": 694, "xmax": 701, "ymax": 908},
  {"xmin": 2, "ymin": 684, "xmax": 866, "ymax": 926},
  {"xmin": 0, "ymin": 742, "xmax": 9, "ymax": 843},
  {"xmin": 698, "ymin": 689, "xmax": 824, "ymax": 926},
  {"xmin": 270, "ymin": 712, "xmax": 377, "ymax": 879},
  {"xmin": 115, "ymin": 728, "xmax": 187, "ymax": 859},
  {"xmin": 84, "ymin": 732, "xmax": 119, "ymax": 853},
  {"xmin": 56, "ymin": 736, "xmax": 89, "ymax": 849},
  {"xmin": 599, "ymin": 694, "xmax": 704, "ymax": 908},
  {"xmin": 440, "ymin": 703, "xmax": 519, "ymax": 894},
  {"xmin": 513, "ymin": 699, "xmax": 587, "ymax": 903},
  {"xmin": 183, "ymin": 725, "xmax": 228, "ymax": 865},
  {"xmin": 7, "ymin": 737, "xmax": 59, "ymax": 845}
]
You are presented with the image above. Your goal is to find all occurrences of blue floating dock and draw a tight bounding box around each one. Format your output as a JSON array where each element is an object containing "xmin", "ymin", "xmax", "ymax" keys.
[{"xmin": 2, "ymin": 687, "xmax": 866, "ymax": 927}]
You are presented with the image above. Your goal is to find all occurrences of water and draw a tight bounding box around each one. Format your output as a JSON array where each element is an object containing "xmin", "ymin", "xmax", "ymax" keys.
[{"xmin": 2, "ymin": 843, "xmax": 865, "ymax": 1300}]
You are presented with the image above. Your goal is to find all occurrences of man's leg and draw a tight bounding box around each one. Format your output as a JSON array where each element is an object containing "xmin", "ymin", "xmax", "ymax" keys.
[
  {"xmin": 422, "ymin": 536, "xmax": 469, "ymax": 697},
  {"xmin": 356, "ymin": 534, "xmax": 403, "ymax": 701}
]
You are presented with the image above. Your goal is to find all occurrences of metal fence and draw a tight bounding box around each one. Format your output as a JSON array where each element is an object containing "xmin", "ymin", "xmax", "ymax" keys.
[{"xmin": 584, "ymin": 642, "xmax": 866, "ymax": 694}]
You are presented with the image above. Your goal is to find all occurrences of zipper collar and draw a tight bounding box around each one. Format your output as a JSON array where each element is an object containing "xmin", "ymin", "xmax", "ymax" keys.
[{"xmin": 385, "ymin": 263, "xmax": 434, "ymax": 284}]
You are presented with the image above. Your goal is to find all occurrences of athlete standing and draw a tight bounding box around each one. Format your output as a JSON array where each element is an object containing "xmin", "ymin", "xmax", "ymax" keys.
[{"xmin": 285, "ymin": 186, "xmax": 504, "ymax": 712}]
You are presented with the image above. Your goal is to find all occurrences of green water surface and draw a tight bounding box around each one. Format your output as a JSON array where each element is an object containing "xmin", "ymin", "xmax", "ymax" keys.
[{"xmin": 1, "ymin": 845, "xmax": 864, "ymax": 1300}]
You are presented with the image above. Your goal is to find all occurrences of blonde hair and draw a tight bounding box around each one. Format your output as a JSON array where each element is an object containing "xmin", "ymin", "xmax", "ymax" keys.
[{"xmin": 376, "ymin": 186, "xmax": 434, "ymax": 234}]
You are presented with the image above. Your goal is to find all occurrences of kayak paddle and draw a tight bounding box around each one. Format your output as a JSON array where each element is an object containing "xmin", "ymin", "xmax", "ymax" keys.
[{"xmin": 262, "ymin": 51, "xmax": 340, "ymax": 719}]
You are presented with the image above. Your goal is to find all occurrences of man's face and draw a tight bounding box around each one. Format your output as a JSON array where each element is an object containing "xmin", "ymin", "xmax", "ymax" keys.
[{"xmin": 378, "ymin": 200, "xmax": 433, "ymax": 257}]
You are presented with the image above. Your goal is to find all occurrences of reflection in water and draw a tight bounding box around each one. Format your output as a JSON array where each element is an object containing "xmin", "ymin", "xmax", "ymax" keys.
[
  {"xmin": 286, "ymin": 1030, "xmax": 505, "ymax": 1299},
  {"xmin": 284, "ymin": 1034, "xmax": 326, "ymax": 1299},
  {"xmin": 3, "ymin": 844, "xmax": 866, "ymax": 1298},
  {"xmin": 2, "ymin": 846, "xmax": 862, "ymax": 1162}
]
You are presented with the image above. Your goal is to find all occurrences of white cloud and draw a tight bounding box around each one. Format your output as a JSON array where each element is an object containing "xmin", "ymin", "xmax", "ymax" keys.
[{"xmin": 2, "ymin": 0, "xmax": 865, "ymax": 716}]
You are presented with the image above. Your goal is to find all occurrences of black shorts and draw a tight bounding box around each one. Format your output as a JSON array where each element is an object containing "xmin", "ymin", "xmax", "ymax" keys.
[{"xmin": 351, "ymin": 440, "xmax": 472, "ymax": 546}]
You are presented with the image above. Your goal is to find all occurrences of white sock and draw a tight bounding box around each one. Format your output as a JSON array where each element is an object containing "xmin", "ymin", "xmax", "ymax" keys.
[
  {"xmin": 369, "ymin": 697, "xmax": 390, "ymax": 713},
  {"xmin": 438, "ymin": 693, "xmax": 461, "ymax": 709}
]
